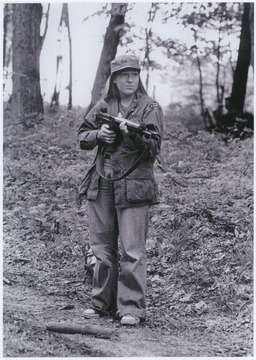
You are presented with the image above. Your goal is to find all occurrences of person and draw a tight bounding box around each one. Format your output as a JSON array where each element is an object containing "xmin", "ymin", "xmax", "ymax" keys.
[{"xmin": 77, "ymin": 54, "xmax": 164, "ymax": 325}]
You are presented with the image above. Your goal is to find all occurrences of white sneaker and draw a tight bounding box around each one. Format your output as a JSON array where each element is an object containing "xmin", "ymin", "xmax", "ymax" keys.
[
  {"xmin": 120, "ymin": 314, "xmax": 140, "ymax": 325},
  {"xmin": 82, "ymin": 308, "xmax": 100, "ymax": 319}
]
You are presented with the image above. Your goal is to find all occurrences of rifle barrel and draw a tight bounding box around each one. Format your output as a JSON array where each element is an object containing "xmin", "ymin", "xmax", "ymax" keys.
[{"xmin": 99, "ymin": 113, "xmax": 140, "ymax": 129}]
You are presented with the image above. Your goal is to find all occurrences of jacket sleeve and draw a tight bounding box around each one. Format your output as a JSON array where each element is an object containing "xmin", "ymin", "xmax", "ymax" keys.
[
  {"xmin": 77, "ymin": 104, "xmax": 102, "ymax": 150},
  {"xmin": 144, "ymin": 101, "xmax": 164, "ymax": 157},
  {"xmin": 124, "ymin": 101, "xmax": 164, "ymax": 158}
]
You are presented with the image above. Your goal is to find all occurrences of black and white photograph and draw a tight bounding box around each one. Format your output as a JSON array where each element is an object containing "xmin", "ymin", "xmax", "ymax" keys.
[{"xmin": 3, "ymin": 2, "xmax": 254, "ymax": 357}]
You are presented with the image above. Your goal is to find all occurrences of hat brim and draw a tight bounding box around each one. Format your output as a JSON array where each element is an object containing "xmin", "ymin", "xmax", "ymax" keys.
[{"xmin": 111, "ymin": 65, "xmax": 141, "ymax": 74}]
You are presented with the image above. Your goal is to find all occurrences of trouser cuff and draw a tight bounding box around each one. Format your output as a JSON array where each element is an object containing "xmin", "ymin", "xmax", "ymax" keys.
[{"xmin": 117, "ymin": 308, "xmax": 146, "ymax": 319}]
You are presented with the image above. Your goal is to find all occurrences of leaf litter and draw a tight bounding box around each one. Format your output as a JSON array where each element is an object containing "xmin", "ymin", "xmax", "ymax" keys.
[{"xmin": 3, "ymin": 106, "xmax": 253, "ymax": 357}]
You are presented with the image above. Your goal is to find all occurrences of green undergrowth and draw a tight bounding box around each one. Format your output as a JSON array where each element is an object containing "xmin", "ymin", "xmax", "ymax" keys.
[{"xmin": 3, "ymin": 105, "xmax": 253, "ymax": 356}]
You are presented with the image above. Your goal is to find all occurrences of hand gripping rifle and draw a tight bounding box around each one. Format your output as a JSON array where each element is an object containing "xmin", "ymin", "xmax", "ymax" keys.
[
  {"xmin": 96, "ymin": 111, "xmax": 160, "ymax": 140},
  {"xmin": 95, "ymin": 110, "xmax": 161, "ymax": 181}
]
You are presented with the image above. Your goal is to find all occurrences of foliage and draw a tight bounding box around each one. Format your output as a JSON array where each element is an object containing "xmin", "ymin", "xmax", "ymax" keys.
[
  {"xmin": 3, "ymin": 105, "xmax": 253, "ymax": 356},
  {"xmin": 120, "ymin": 2, "xmax": 246, "ymax": 110},
  {"xmin": 4, "ymin": 3, "xmax": 253, "ymax": 115},
  {"xmin": 163, "ymin": 3, "xmax": 243, "ymax": 109}
]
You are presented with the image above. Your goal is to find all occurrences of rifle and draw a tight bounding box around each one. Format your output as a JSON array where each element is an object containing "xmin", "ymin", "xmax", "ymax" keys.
[{"xmin": 96, "ymin": 111, "xmax": 160, "ymax": 140}]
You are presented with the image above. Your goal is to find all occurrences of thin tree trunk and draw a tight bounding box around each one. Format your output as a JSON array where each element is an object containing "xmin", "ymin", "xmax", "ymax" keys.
[
  {"xmin": 50, "ymin": 4, "xmax": 73, "ymax": 111},
  {"xmin": 41, "ymin": 4, "xmax": 50, "ymax": 50},
  {"xmin": 215, "ymin": 4, "xmax": 226, "ymax": 105},
  {"xmin": 249, "ymin": 3, "xmax": 254, "ymax": 70},
  {"xmin": 50, "ymin": 5, "xmax": 65, "ymax": 110},
  {"xmin": 145, "ymin": 27, "xmax": 151, "ymax": 92},
  {"xmin": 192, "ymin": 30, "xmax": 205, "ymax": 116},
  {"xmin": 3, "ymin": 4, "xmax": 13, "ymax": 94},
  {"xmin": 144, "ymin": 4, "xmax": 158, "ymax": 93},
  {"xmin": 4, "ymin": 4, "xmax": 13, "ymax": 68},
  {"xmin": 50, "ymin": 55, "xmax": 63, "ymax": 109},
  {"xmin": 231, "ymin": 3, "xmax": 251, "ymax": 113},
  {"xmin": 215, "ymin": 24, "xmax": 221, "ymax": 104},
  {"xmin": 87, "ymin": 3, "xmax": 128, "ymax": 112},
  {"xmin": 197, "ymin": 55, "xmax": 205, "ymax": 115},
  {"xmin": 65, "ymin": 4, "xmax": 73, "ymax": 110}
]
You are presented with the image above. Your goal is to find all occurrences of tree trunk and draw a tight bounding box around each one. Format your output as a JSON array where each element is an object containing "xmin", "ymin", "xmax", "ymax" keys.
[
  {"xmin": 144, "ymin": 4, "xmax": 158, "ymax": 93},
  {"xmin": 65, "ymin": 4, "xmax": 73, "ymax": 110},
  {"xmin": 215, "ymin": 28, "xmax": 221, "ymax": 104},
  {"xmin": 145, "ymin": 27, "xmax": 151, "ymax": 92},
  {"xmin": 41, "ymin": 4, "xmax": 50, "ymax": 49},
  {"xmin": 50, "ymin": 4, "xmax": 73, "ymax": 111},
  {"xmin": 12, "ymin": 4, "xmax": 44, "ymax": 119},
  {"xmin": 4, "ymin": 4, "xmax": 13, "ymax": 69},
  {"xmin": 87, "ymin": 3, "xmax": 128, "ymax": 112},
  {"xmin": 192, "ymin": 30, "xmax": 205, "ymax": 116},
  {"xmin": 249, "ymin": 3, "xmax": 254, "ymax": 69},
  {"xmin": 3, "ymin": 4, "xmax": 13, "ymax": 97},
  {"xmin": 197, "ymin": 54, "xmax": 205, "ymax": 115},
  {"xmin": 50, "ymin": 55, "xmax": 63, "ymax": 110},
  {"xmin": 231, "ymin": 3, "xmax": 252, "ymax": 113}
]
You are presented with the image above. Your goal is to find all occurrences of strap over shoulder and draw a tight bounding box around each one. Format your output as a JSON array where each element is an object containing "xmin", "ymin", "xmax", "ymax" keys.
[{"xmin": 95, "ymin": 147, "xmax": 149, "ymax": 181}]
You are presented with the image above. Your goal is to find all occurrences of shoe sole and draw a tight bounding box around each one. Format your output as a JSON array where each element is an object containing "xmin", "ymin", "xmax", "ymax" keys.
[
  {"xmin": 120, "ymin": 321, "xmax": 140, "ymax": 325},
  {"xmin": 83, "ymin": 314, "xmax": 100, "ymax": 319},
  {"xmin": 83, "ymin": 312, "xmax": 100, "ymax": 319},
  {"xmin": 120, "ymin": 319, "xmax": 140, "ymax": 325}
]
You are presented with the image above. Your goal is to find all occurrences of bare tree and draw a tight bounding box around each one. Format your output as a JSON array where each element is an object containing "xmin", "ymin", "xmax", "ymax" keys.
[
  {"xmin": 231, "ymin": 3, "xmax": 252, "ymax": 112},
  {"xmin": 50, "ymin": 4, "xmax": 73, "ymax": 111},
  {"xmin": 41, "ymin": 4, "xmax": 51, "ymax": 47},
  {"xmin": 12, "ymin": 4, "xmax": 50, "ymax": 120},
  {"xmin": 191, "ymin": 31, "xmax": 205, "ymax": 117},
  {"xmin": 249, "ymin": 4, "xmax": 254, "ymax": 69},
  {"xmin": 3, "ymin": 4, "xmax": 13, "ymax": 70},
  {"xmin": 3, "ymin": 4, "xmax": 13, "ymax": 97},
  {"xmin": 87, "ymin": 3, "xmax": 128, "ymax": 112},
  {"xmin": 66, "ymin": 4, "xmax": 73, "ymax": 110},
  {"xmin": 144, "ymin": 4, "xmax": 159, "ymax": 92}
]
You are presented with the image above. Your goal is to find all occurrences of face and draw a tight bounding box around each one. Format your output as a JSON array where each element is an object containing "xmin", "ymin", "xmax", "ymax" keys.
[{"xmin": 114, "ymin": 69, "xmax": 140, "ymax": 97}]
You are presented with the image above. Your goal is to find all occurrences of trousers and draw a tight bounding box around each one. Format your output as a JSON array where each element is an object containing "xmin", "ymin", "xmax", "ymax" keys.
[{"xmin": 88, "ymin": 161, "xmax": 149, "ymax": 319}]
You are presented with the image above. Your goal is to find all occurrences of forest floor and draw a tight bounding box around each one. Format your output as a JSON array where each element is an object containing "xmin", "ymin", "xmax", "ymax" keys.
[{"xmin": 3, "ymin": 105, "xmax": 254, "ymax": 357}]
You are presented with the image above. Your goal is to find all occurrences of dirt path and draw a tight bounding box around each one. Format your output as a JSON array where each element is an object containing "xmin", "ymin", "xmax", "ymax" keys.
[{"xmin": 4, "ymin": 281, "xmax": 230, "ymax": 357}]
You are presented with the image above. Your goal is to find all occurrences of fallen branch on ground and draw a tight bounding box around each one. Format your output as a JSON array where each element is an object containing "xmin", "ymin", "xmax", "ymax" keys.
[
  {"xmin": 3, "ymin": 277, "xmax": 12, "ymax": 285},
  {"xmin": 46, "ymin": 322, "xmax": 114, "ymax": 339}
]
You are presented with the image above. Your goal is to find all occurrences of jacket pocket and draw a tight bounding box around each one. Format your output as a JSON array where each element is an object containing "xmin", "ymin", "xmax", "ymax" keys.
[{"xmin": 126, "ymin": 179, "xmax": 154, "ymax": 202}]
